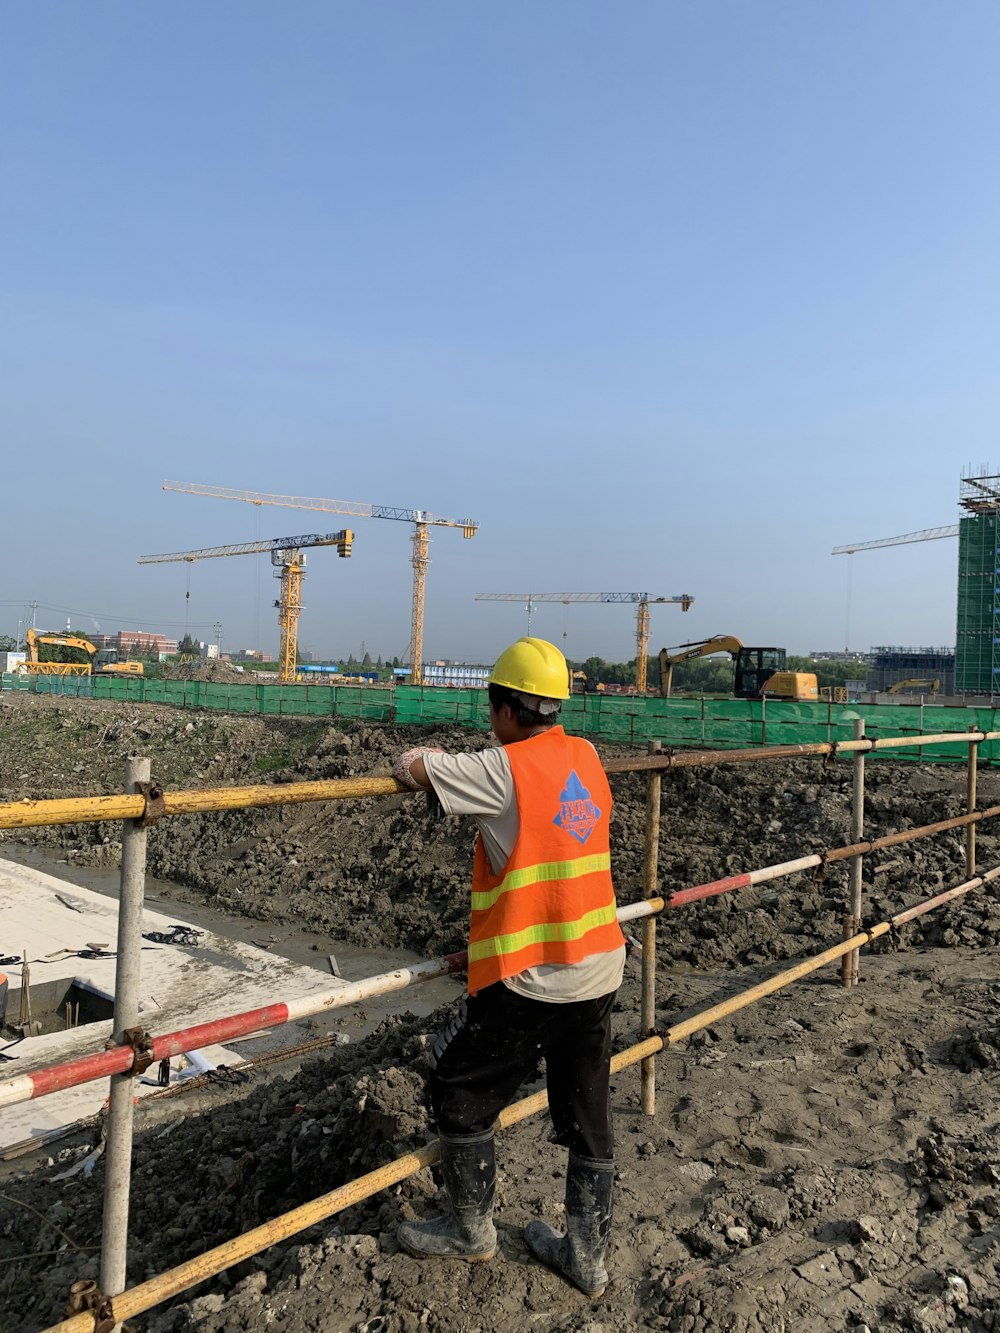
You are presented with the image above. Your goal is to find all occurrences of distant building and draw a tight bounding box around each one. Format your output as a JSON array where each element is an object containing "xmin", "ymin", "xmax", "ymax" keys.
[
  {"xmin": 866, "ymin": 646, "xmax": 955, "ymax": 694},
  {"xmin": 808, "ymin": 650, "xmax": 870, "ymax": 663},
  {"xmin": 93, "ymin": 631, "xmax": 178, "ymax": 656},
  {"xmin": 421, "ymin": 662, "xmax": 492, "ymax": 688}
]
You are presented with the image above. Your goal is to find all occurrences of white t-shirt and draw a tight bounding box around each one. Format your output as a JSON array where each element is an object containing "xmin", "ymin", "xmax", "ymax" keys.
[{"xmin": 423, "ymin": 744, "xmax": 625, "ymax": 1003}]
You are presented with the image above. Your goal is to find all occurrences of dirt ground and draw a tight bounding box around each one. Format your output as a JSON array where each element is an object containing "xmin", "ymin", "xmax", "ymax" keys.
[{"xmin": 1, "ymin": 690, "xmax": 999, "ymax": 1332}]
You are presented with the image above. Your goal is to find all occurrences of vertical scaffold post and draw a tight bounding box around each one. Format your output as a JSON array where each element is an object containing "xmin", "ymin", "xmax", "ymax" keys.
[
  {"xmin": 841, "ymin": 719, "xmax": 865, "ymax": 988},
  {"xmin": 100, "ymin": 756, "xmax": 151, "ymax": 1300},
  {"xmin": 967, "ymin": 725, "xmax": 979, "ymax": 878},
  {"xmin": 640, "ymin": 740, "xmax": 662, "ymax": 1116}
]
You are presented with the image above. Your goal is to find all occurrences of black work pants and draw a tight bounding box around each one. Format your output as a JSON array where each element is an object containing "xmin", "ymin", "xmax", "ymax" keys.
[{"xmin": 427, "ymin": 983, "xmax": 616, "ymax": 1161}]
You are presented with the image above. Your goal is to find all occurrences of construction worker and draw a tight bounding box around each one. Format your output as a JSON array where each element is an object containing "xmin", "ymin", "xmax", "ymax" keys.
[{"xmin": 391, "ymin": 637, "xmax": 625, "ymax": 1298}]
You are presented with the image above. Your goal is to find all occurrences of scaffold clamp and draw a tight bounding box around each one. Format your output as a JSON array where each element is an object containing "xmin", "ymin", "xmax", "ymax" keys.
[
  {"xmin": 106, "ymin": 1025, "xmax": 155, "ymax": 1077},
  {"xmin": 63, "ymin": 1278, "xmax": 116, "ymax": 1333},
  {"xmin": 134, "ymin": 779, "xmax": 165, "ymax": 827}
]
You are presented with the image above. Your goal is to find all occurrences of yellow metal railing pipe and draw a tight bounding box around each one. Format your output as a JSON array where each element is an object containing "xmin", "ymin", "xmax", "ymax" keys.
[
  {"xmin": 8, "ymin": 729, "xmax": 1000, "ymax": 831},
  {"xmin": 0, "ymin": 776, "xmax": 406, "ymax": 830}
]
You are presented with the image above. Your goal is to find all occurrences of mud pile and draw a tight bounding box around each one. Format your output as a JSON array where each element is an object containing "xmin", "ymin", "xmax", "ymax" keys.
[
  {"xmin": 1, "ymin": 691, "xmax": 1000, "ymax": 1331},
  {"xmin": 162, "ymin": 660, "xmax": 250, "ymax": 682}
]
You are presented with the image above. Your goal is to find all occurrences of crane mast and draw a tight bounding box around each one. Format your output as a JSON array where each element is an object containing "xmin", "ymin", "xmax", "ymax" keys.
[
  {"xmin": 475, "ymin": 592, "xmax": 695, "ymax": 691},
  {"xmin": 139, "ymin": 530, "xmax": 353, "ymax": 682},
  {"xmin": 163, "ymin": 482, "xmax": 477, "ymax": 684}
]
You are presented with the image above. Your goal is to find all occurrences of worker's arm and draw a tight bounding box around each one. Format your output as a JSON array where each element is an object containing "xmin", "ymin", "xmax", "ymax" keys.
[
  {"xmin": 392, "ymin": 746, "xmax": 443, "ymax": 791},
  {"xmin": 393, "ymin": 746, "xmax": 511, "ymax": 822}
]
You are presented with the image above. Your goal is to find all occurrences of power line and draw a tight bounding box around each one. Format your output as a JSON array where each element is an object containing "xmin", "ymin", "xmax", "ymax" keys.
[{"xmin": 0, "ymin": 600, "xmax": 218, "ymax": 630}]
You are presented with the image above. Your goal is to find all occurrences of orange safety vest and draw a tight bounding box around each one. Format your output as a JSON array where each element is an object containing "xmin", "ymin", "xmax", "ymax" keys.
[{"xmin": 466, "ymin": 726, "xmax": 624, "ymax": 996}]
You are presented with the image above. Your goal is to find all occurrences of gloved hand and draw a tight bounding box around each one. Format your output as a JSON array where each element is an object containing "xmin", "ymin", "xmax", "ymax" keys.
[{"xmin": 392, "ymin": 746, "xmax": 445, "ymax": 790}]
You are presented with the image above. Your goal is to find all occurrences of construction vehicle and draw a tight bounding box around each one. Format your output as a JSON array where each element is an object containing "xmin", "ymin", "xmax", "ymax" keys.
[
  {"xmin": 94, "ymin": 649, "xmax": 144, "ymax": 676},
  {"xmin": 18, "ymin": 630, "xmax": 145, "ymax": 677},
  {"xmin": 475, "ymin": 591, "xmax": 695, "ymax": 692},
  {"xmin": 139, "ymin": 529, "xmax": 353, "ymax": 683},
  {"xmin": 888, "ymin": 678, "xmax": 941, "ymax": 695},
  {"xmin": 18, "ymin": 630, "xmax": 96, "ymax": 676},
  {"xmin": 163, "ymin": 481, "xmax": 478, "ymax": 686},
  {"xmin": 658, "ymin": 636, "xmax": 819, "ymax": 701}
]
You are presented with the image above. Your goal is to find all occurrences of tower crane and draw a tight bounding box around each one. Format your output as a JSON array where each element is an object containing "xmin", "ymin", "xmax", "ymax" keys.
[
  {"xmin": 831, "ymin": 524, "xmax": 959, "ymax": 556},
  {"xmin": 474, "ymin": 592, "xmax": 695, "ymax": 692},
  {"xmin": 162, "ymin": 481, "xmax": 478, "ymax": 686},
  {"xmin": 138, "ymin": 529, "xmax": 353, "ymax": 682}
]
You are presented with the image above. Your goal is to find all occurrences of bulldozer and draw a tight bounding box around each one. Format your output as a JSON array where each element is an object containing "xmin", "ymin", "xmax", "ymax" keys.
[
  {"xmin": 659, "ymin": 636, "xmax": 820, "ymax": 701},
  {"xmin": 18, "ymin": 630, "xmax": 144, "ymax": 677}
]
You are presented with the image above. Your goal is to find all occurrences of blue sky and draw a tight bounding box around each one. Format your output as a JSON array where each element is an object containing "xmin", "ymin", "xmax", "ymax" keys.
[{"xmin": 2, "ymin": 3, "xmax": 997, "ymax": 665}]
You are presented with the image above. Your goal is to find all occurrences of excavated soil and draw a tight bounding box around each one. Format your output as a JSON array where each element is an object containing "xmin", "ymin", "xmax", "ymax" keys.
[{"xmin": 1, "ymin": 690, "xmax": 999, "ymax": 1332}]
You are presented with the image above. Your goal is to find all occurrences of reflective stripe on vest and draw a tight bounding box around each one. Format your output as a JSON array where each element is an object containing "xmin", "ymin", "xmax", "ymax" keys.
[
  {"xmin": 470, "ymin": 850, "xmax": 612, "ymax": 914},
  {"xmin": 468, "ymin": 900, "xmax": 621, "ymax": 966},
  {"xmin": 466, "ymin": 726, "xmax": 623, "ymax": 995}
]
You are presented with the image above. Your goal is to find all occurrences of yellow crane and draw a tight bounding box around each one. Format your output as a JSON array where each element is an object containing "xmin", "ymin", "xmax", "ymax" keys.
[
  {"xmin": 474, "ymin": 592, "xmax": 695, "ymax": 692},
  {"xmin": 163, "ymin": 481, "xmax": 478, "ymax": 686},
  {"xmin": 139, "ymin": 529, "xmax": 353, "ymax": 682}
]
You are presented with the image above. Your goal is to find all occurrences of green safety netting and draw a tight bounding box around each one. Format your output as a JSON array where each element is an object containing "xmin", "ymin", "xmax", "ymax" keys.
[{"xmin": 4, "ymin": 675, "xmax": 1000, "ymax": 762}]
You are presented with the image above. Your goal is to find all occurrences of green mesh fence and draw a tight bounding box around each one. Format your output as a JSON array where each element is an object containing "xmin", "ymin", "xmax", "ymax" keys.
[
  {"xmin": 4, "ymin": 674, "xmax": 999, "ymax": 763},
  {"xmin": 394, "ymin": 688, "xmax": 1000, "ymax": 763}
]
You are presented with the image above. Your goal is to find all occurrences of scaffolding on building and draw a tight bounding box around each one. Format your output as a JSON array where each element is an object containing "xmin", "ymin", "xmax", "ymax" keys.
[{"xmin": 957, "ymin": 469, "xmax": 1000, "ymax": 695}]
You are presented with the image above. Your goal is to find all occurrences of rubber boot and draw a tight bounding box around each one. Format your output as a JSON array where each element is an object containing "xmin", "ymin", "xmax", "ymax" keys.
[
  {"xmin": 524, "ymin": 1152, "xmax": 614, "ymax": 1297},
  {"xmin": 397, "ymin": 1128, "xmax": 497, "ymax": 1261}
]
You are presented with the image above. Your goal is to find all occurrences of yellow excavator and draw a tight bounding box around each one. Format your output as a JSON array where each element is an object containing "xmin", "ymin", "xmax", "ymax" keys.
[
  {"xmin": 888, "ymin": 678, "xmax": 940, "ymax": 695},
  {"xmin": 658, "ymin": 636, "xmax": 820, "ymax": 701},
  {"xmin": 19, "ymin": 630, "xmax": 145, "ymax": 677}
]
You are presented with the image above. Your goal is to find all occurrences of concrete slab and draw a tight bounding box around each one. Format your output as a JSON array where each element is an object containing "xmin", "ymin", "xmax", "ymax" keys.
[{"xmin": 0, "ymin": 857, "xmax": 349, "ymax": 1147}]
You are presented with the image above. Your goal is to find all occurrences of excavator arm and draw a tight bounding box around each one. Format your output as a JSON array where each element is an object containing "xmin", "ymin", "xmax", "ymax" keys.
[
  {"xmin": 658, "ymin": 636, "xmax": 745, "ymax": 697},
  {"xmin": 21, "ymin": 629, "xmax": 98, "ymax": 676},
  {"xmin": 888, "ymin": 678, "xmax": 940, "ymax": 695}
]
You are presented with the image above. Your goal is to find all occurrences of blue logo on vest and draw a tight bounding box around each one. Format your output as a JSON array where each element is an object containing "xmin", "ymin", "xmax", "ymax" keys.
[{"xmin": 553, "ymin": 770, "xmax": 602, "ymax": 845}]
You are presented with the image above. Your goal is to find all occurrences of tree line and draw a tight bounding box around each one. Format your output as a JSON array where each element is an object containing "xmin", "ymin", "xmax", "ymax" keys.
[{"xmin": 573, "ymin": 654, "xmax": 866, "ymax": 693}]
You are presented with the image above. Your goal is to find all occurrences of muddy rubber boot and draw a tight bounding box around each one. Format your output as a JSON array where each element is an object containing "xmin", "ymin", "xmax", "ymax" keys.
[
  {"xmin": 397, "ymin": 1128, "xmax": 497, "ymax": 1261},
  {"xmin": 524, "ymin": 1152, "xmax": 614, "ymax": 1297}
]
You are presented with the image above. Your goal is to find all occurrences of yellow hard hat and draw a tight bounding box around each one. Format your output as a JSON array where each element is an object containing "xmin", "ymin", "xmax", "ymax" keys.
[{"xmin": 490, "ymin": 637, "xmax": 570, "ymax": 700}]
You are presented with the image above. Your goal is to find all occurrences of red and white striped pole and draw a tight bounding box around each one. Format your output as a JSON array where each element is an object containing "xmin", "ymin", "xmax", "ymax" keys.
[{"xmin": 0, "ymin": 855, "xmax": 824, "ymax": 1112}]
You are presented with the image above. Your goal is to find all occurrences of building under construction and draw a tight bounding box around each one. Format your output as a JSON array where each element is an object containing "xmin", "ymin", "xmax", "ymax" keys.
[
  {"xmin": 956, "ymin": 471, "xmax": 1000, "ymax": 694},
  {"xmin": 867, "ymin": 646, "xmax": 955, "ymax": 694}
]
